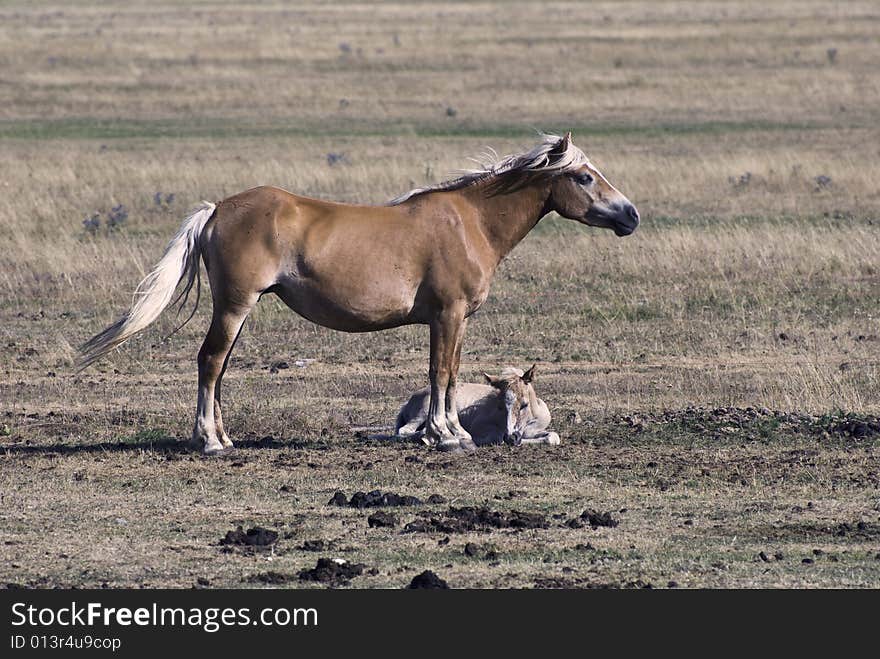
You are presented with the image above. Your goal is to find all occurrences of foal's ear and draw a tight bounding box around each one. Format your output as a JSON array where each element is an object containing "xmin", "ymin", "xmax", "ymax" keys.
[
  {"xmin": 483, "ymin": 372, "xmax": 502, "ymax": 388},
  {"xmin": 522, "ymin": 364, "xmax": 537, "ymax": 383}
]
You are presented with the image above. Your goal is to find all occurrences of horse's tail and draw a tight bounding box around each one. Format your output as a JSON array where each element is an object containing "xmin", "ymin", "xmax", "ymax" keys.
[{"xmin": 78, "ymin": 201, "xmax": 216, "ymax": 370}]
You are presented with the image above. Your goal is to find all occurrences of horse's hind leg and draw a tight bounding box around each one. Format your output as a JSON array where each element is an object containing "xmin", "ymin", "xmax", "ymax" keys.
[
  {"xmin": 213, "ymin": 322, "xmax": 246, "ymax": 448},
  {"xmin": 192, "ymin": 300, "xmax": 254, "ymax": 455}
]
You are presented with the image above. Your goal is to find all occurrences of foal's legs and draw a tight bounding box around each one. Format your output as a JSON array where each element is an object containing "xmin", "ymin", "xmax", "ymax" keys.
[
  {"xmin": 519, "ymin": 431, "xmax": 561, "ymax": 446},
  {"xmin": 425, "ymin": 304, "xmax": 474, "ymax": 453},
  {"xmin": 192, "ymin": 300, "xmax": 253, "ymax": 455},
  {"xmin": 520, "ymin": 399, "xmax": 559, "ymax": 445}
]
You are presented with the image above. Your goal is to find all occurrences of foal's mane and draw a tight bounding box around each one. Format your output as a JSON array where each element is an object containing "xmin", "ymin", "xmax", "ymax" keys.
[
  {"xmin": 499, "ymin": 367, "xmax": 527, "ymax": 384},
  {"xmin": 387, "ymin": 133, "xmax": 590, "ymax": 205}
]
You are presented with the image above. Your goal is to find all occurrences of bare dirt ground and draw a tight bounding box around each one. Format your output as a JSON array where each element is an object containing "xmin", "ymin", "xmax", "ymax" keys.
[{"xmin": 1, "ymin": 1, "xmax": 879, "ymax": 588}]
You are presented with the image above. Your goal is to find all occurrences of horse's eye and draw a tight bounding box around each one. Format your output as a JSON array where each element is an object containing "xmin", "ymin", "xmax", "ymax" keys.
[
  {"xmin": 520, "ymin": 402, "xmax": 529, "ymax": 410},
  {"xmin": 576, "ymin": 172, "xmax": 594, "ymax": 185}
]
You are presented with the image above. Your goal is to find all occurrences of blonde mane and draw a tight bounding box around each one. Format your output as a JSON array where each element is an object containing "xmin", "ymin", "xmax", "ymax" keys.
[
  {"xmin": 499, "ymin": 366, "xmax": 526, "ymax": 383},
  {"xmin": 388, "ymin": 133, "xmax": 591, "ymax": 205}
]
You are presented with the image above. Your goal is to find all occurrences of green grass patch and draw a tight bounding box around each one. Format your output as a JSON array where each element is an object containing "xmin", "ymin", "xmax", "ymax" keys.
[{"xmin": 0, "ymin": 116, "xmax": 833, "ymax": 142}]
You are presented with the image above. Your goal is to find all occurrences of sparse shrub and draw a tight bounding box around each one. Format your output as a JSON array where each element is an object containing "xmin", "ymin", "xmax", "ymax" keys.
[
  {"xmin": 107, "ymin": 204, "xmax": 128, "ymax": 229},
  {"xmin": 82, "ymin": 213, "xmax": 101, "ymax": 233},
  {"xmin": 326, "ymin": 152, "xmax": 346, "ymax": 166},
  {"xmin": 153, "ymin": 191, "xmax": 176, "ymax": 208},
  {"xmin": 81, "ymin": 204, "xmax": 129, "ymax": 235}
]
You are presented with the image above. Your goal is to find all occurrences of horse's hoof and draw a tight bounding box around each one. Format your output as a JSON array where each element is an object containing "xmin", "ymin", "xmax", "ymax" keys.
[
  {"xmin": 202, "ymin": 443, "xmax": 234, "ymax": 457},
  {"xmin": 435, "ymin": 438, "xmax": 464, "ymax": 454},
  {"xmin": 458, "ymin": 436, "xmax": 478, "ymax": 453}
]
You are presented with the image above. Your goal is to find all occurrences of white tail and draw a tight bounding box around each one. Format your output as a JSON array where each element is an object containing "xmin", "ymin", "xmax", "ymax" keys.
[{"xmin": 78, "ymin": 201, "xmax": 216, "ymax": 369}]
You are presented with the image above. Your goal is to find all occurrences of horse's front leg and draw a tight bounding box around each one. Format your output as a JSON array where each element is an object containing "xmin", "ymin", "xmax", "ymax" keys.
[
  {"xmin": 445, "ymin": 317, "xmax": 477, "ymax": 451},
  {"xmin": 425, "ymin": 305, "xmax": 474, "ymax": 453}
]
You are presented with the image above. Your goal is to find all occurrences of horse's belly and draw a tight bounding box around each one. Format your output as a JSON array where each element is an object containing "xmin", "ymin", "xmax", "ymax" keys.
[{"xmin": 272, "ymin": 275, "xmax": 417, "ymax": 332}]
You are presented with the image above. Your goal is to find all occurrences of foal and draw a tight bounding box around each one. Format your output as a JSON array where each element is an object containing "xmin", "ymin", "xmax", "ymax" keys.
[
  {"xmin": 396, "ymin": 365, "xmax": 560, "ymax": 447},
  {"xmin": 80, "ymin": 133, "xmax": 638, "ymax": 454}
]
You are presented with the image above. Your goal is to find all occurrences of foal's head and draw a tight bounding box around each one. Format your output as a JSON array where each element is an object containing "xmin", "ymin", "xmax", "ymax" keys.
[
  {"xmin": 546, "ymin": 132, "xmax": 640, "ymax": 236},
  {"xmin": 483, "ymin": 364, "xmax": 539, "ymax": 445}
]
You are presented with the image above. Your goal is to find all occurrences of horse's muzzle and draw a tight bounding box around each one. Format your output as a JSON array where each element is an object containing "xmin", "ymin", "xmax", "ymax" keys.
[{"xmin": 613, "ymin": 204, "xmax": 640, "ymax": 236}]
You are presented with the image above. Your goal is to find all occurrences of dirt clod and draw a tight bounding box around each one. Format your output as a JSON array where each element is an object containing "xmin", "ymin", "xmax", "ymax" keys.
[
  {"xmin": 404, "ymin": 506, "xmax": 549, "ymax": 534},
  {"xmin": 328, "ymin": 491, "xmax": 348, "ymax": 506},
  {"xmin": 462, "ymin": 543, "xmax": 498, "ymax": 560},
  {"xmin": 329, "ymin": 490, "xmax": 424, "ymax": 508},
  {"xmin": 368, "ymin": 511, "xmax": 399, "ymax": 528},
  {"xmin": 248, "ymin": 571, "xmax": 293, "ymax": 584},
  {"xmin": 300, "ymin": 539, "xmax": 327, "ymax": 552},
  {"xmin": 220, "ymin": 525, "xmax": 278, "ymax": 547},
  {"xmin": 580, "ymin": 510, "xmax": 619, "ymax": 529},
  {"xmin": 407, "ymin": 570, "xmax": 449, "ymax": 589},
  {"xmin": 298, "ymin": 558, "xmax": 365, "ymax": 585}
]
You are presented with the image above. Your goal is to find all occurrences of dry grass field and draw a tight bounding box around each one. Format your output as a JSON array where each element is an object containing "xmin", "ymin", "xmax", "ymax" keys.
[{"xmin": 1, "ymin": 1, "xmax": 879, "ymax": 588}]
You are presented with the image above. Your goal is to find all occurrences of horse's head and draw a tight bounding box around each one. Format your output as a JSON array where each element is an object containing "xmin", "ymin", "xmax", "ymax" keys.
[
  {"xmin": 483, "ymin": 364, "xmax": 539, "ymax": 445},
  {"xmin": 547, "ymin": 132, "xmax": 639, "ymax": 237}
]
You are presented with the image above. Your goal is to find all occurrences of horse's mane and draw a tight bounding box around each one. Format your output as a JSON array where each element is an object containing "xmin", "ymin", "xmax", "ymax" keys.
[{"xmin": 387, "ymin": 133, "xmax": 590, "ymax": 205}]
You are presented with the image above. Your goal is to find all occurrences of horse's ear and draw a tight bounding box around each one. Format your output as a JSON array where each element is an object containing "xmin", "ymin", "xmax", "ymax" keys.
[
  {"xmin": 522, "ymin": 364, "xmax": 537, "ymax": 383},
  {"xmin": 484, "ymin": 372, "xmax": 501, "ymax": 388},
  {"xmin": 554, "ymin": 132, "xmax": 572, "ymax": 153}
]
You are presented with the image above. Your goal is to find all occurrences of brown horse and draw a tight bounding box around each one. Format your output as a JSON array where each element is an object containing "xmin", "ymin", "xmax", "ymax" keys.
[{"xmin": 80, "ymin": 133, "xmax": 638, "ymax": 454}]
